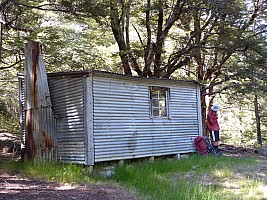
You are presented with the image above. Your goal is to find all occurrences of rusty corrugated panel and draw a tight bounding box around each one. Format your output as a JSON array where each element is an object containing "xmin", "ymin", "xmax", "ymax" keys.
[
  {"xmin": 24, "ymin": 41, "xmax": 56, "ymax": 162},
  {"xmin": 25, "ymin": 42, "xmax": 52, "ymax": 109}
]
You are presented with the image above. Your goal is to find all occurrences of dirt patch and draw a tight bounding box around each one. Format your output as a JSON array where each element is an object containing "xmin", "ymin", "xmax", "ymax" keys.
[
  {"xmin": 0, "ymin": 133, "xmax": 138, "ymax": 200},
  {"xmin": 0, "ymin": 173, "xmax": 138, "ymax": 200},
  {"xmin": 220, "ymin": 143, "xmax": 267, "ymax": 159}
]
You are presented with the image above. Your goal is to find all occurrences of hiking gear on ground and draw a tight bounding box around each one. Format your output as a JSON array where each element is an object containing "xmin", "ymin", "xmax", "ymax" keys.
[
  {"xmin": 194, "ymin": 136, "xmax": 222, "ymax": 156},
  {"xmin": 194, "ymin": 136, "xmax": 213, "ymax": 156}
]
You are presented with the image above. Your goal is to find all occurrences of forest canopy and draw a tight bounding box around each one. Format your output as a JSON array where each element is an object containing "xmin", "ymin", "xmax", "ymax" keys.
[{"xmin": 0, "ymin": 0, "xmax": 266, "ymax": 146}]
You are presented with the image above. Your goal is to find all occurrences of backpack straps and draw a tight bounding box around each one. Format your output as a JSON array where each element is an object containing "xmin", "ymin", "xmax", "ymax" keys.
[{"xmin": 195, "ymin": 137, "xmax": 204, "ymax": 145}]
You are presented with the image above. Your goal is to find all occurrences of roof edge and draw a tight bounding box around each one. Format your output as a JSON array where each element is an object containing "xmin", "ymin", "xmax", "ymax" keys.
[{"xmin": 47, "ymin": 69, "xmax": 201, "ymax": 85}]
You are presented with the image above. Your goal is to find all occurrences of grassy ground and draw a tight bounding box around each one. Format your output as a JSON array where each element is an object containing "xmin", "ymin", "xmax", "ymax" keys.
[
  {"xmin": 108, "ymin": 155, "xmax": 267, "ymax": 200},
  {"xmin": 1, "ymin": 154, "xmax": 267, "ymax": 200}
]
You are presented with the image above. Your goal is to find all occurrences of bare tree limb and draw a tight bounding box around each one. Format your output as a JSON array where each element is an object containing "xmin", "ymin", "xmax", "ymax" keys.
[{"xmin": 0, "ymin": 60, "xmax": 23, "ymax": 70}]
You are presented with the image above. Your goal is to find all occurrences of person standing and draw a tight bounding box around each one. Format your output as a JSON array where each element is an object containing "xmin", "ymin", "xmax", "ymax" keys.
[{"xmin": 207, "ymin": 104, "xmax": 221, "ymax": 154}]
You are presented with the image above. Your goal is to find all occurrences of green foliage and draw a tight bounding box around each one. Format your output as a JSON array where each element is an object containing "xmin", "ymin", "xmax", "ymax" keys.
[
  {"xmin": 0, "ymin": 114, "xmax": 19, "ymax": 133},
  {"xmin": 221, "ymin": 32, "xmax": 267, "ymax": 146},
  {"xmin": 0, "ymin": 70, "xmax": 20, "ymax": 132},
  {"xmin": 32, "ymin": 13, "xmax": 118, "ymax": 72}
]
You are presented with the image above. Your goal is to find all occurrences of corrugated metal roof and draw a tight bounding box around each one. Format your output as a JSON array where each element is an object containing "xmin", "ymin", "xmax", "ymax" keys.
[{"xmin": 47, "ymin": 70, "xmax": 200, "ymax": 85}]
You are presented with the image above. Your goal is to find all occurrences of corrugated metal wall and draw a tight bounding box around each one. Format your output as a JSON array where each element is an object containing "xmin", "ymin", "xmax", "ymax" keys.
[
  {"xmin": 18, "ymin": 75, "xmax": 25, "ymax": 160},
  {"xmin": 48, "ymin": 78, "xmax": 86, "ymax": 164},
  {"xmin": 46, "ymin": 71, "xmax": 202, "ymax": 165},
  {"xmin": 92, "ymin": 74, "xmax": 201, "ymax": 162}
]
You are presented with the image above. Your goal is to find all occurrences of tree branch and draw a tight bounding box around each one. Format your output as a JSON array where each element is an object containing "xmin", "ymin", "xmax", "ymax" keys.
[
  {"xmin": 0, "ymin": 60, "xmax": 23, "ymax": 70},
  {"xmin": 143, "ymin": 0, "xmax": 153, "ymax": 77}
]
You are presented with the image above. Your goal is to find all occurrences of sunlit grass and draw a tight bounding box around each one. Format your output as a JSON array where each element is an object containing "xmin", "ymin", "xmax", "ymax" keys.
[
  {"xmin": 232, "ymin": 179, "xmax": 266, "ymax": 200},
  {"xmin": 213, "ymin": 167, "xmax": 234, "ymax": 179},
  {"xmin": 0, "ymin": 161, "xmax": 92, "ymax": 185},
  {"xmin": 1, "ymin": 154, "xmax": 266, "ymax": 200},
  {"xmin": 111, "ymin": 155, "xmax": 266, "ymax": 200}
]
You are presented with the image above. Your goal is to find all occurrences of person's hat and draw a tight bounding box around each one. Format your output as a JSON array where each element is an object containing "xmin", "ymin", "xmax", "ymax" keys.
[{"xmin": 211, "ymin": 104, "xmax": 220, "ymax": 111}]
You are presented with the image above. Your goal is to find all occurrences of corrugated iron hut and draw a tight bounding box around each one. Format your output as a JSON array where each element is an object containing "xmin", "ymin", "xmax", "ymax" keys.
[{"xmin": 19, "ymin": 41, "xmax": 203, "ymax": 166}]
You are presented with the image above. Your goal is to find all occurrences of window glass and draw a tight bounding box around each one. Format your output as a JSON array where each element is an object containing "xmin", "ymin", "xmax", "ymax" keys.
[
  {"xmin": 153, "ymin": 109, "xmax": 159, "ymax": 117},
  {"xmin": 159, "ymin": 99, "xmax": 166, "ymax": 107},
  {"xmin": 151, "ymin": 91, "xmax": 158, "ymax": 98},
  {"xmin": 152, "ymin": 99, "xmax": 159, "ymax": 107},
  {"xmin": 150, "ymin": 86, "xmax": 169, "ymax": 118}
]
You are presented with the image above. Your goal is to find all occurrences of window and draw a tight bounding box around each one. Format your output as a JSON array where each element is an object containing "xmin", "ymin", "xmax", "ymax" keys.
[{"xmin": 149, "ymin": 86, "xmax": 170, "ymax": 118}]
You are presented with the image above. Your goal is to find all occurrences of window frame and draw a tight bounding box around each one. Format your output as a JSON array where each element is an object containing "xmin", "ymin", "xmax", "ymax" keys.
[{"xmin": 149, "ymin": 86, "xmax": 170, "ymax": 119}]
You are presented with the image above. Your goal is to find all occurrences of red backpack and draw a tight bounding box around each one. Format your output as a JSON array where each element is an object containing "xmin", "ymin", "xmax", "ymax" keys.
[{"xmin": 194, "ymin": 136, "xmax": 212, "ymax": 156}]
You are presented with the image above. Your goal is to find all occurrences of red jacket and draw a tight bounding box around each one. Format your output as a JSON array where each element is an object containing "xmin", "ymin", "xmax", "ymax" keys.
[{"xmin": 207, "ymin": 110, "xmax": 220, "ymax": 131}]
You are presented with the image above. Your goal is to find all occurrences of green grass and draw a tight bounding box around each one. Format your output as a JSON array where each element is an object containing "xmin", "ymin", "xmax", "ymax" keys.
[
  {"xmin": 110, "ymin": 155, "xmax": 266, "ymax": 200},
  {"xmin": 0, "ymin": 161, "xmax": 93, "ymax": 185},
  {"xmin": 1, "ymin": 154, "xmax": 266, "ymax": 200}
]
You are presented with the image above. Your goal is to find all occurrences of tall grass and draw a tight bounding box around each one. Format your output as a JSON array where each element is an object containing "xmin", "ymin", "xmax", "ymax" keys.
[{"xmin": 26, "ymin": 162, "xmax": 90, "ymax": 184}]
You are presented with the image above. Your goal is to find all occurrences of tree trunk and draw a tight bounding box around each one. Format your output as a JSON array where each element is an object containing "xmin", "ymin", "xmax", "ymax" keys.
[
  {"xmin": 254, "ymin": 94, "xmax": 262, "ymax": 147},
  {"xmin": 110, "ymin": 2, "xmax": 132, "ymax": 75},
  {"xmin": 201, "ymin": 93, "xmax": 207, "ymax": 136},
  {"xmin": 0, "ymin": 22, "xmax": 2, "ymax": 61}
]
